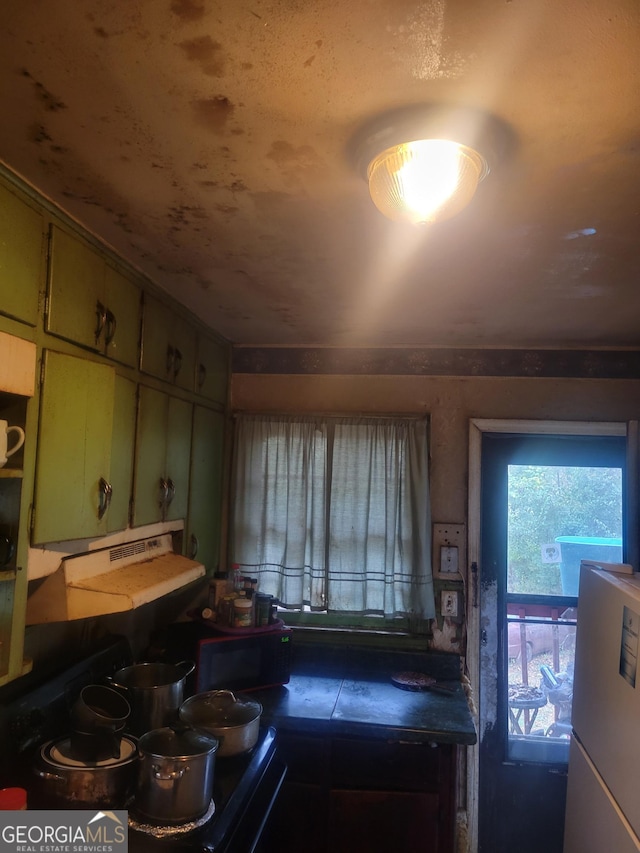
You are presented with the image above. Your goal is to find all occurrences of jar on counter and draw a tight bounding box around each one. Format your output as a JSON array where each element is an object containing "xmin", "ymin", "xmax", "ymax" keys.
[
  {"xmin": 233, "ymin": 597, "xmax": 253, "ymax": 628},
  {"xmin": 255, "ymin": 593, "xmax": 273, "ymax": 627}
]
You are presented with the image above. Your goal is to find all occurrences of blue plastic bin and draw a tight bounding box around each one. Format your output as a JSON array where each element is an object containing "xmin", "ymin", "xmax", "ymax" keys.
[{"xmin": 555, "ymin": 535, "xmax": 623, "ymax": 596}]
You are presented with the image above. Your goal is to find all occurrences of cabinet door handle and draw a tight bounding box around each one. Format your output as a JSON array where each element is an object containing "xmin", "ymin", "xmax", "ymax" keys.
[
  {"xmin": 166, "ymin": 478, "xmax": 176, "ymax": 506},
  {"xmin": 104, "ymin": 309, "xmax": 117, "ymax": 346},
  {"xmin": 159, "ymin": 477, "xmax": 169, "ymax": 509},
  {"xmin": 172, "ymin": 348, "xmax": 183, "ymax": 379},
  {"xmin": 95, "ymin": 301, "xmax": 107, "ymax": 344},
  {"xmin": 166, "ymin": 345, "xmax": 175, "ymax": 376},
  {"xmin": 197, "ymin": 363, "xmax": 206, "ymax": 389},
  {"xmin": 189, "ymin": 534, "xmax": 199, "ymax": 559},
  {"xmin": 98, "ymin": 477, "xmax": 112, "ymax": 520}
]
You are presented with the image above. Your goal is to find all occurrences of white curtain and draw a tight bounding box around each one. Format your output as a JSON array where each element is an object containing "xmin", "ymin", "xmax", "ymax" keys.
[{"xmin": 231, "ymin": 414, "xmax": 435, "ymax": 620}]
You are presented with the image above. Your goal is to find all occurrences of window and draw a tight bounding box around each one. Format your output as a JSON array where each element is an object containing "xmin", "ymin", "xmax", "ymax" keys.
[{"xmin": 230, "ymin": 414, "xmax": 435, "ymax": 627}]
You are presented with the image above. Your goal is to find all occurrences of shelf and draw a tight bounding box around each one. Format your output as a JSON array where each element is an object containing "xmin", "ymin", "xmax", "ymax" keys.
[
  {"xmin": 0, "ymin": 469, "xmax": 23, "ymax": 478},
  {"xmin": 0, "ymin": 569, "xmax": 16, "ymax": 583}
]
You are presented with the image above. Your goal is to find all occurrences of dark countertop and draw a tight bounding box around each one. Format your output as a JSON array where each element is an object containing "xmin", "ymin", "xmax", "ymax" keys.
[{"xmin": 251, "ymin": 643, "xmax": 477, "ymax": 746}]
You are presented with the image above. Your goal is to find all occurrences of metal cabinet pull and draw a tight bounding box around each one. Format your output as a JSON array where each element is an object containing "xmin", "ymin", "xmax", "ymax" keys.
[
  {"xmin": 159, "ymin": 477, "xmax": 169, "ymax": 508},
  {"xmin": 172, "ymin": 348, "xmax": 183, "ymax": 379},
  {"xmin": 189, "ymin": 534, "xmax": 199, "ymax": 559},
  {"xmin": 95, "ymin": 301, "xmax": 107, "ymax": 344},
  {"xmin": 98, "ymin": 477, "xmax": 113, "ymax": 520},
  {"xmin": 166, "ymin": 478, "xmax": 176, "ymax": 506},
  {"xmin": 104, "ymin": 309, "xmax": 117, "ymax": 346}
]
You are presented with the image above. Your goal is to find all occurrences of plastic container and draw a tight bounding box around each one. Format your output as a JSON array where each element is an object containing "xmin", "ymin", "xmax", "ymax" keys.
[
  {"xmin": 0, "ymin": 788, "xmax": 27, "ymax": 810},
  {"xmin": 233, "ymin": 597, "xmax": 253, "ymax": 628},
  {"xmin": 555, "ymin": 536, "xmax": 623, "ymax": 595}
]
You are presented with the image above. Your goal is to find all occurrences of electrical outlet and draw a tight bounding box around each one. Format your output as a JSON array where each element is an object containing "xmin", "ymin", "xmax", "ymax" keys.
[
  {"xmin": 433, "ymin": 523, "xmax": 465, "ymax": 578},
  {"xmin": 441, "ymin": 589, "xmax": 460, "ymax": 618}
]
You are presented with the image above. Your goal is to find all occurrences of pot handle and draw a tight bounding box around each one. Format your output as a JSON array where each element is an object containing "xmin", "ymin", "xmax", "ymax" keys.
[
  {"xmin": 152, "ymin": 764, "xmax": 186, "ymax": 781},
  {"xmin": 176, "ymin": 660, "xmax": 195, "ymax": 678},
  {"xmin": 34, "ymin": 768, "xmax": 65, "ymax": 785}
]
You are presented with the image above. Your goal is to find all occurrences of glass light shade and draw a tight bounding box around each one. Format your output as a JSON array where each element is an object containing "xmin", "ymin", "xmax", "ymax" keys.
[{"xmin": 367, "ymin": 139, "xmax": 487, "ymax": 225}]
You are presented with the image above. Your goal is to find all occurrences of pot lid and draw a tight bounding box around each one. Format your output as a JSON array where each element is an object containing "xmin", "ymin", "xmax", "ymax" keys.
[
  {"xmin": 42, "ymin": 736, "xmax": 137, "ymax": 769},
  {"xmin": 138, "ymin": 725, "xmax": 219, "ymax": 758},
  {"xmin": 180, "ymin": 690, "xmax": 262, "ymax": 728}
]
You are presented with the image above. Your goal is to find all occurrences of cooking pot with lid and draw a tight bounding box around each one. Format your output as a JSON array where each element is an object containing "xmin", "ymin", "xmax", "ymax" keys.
[
  {"xmin": 135, "ymin": 725, "xmax": 219, "ymax": 823},
  {"xmin": 108, "ymin": 661, "xmax": 195, "ymax": 736},
  {"xmin": 32, "ymin": 735, "xmax": 138, "ymax": 809},
  {"xmin": 179, "ymin": 690, "xmax": 262, "ymax": 757}
]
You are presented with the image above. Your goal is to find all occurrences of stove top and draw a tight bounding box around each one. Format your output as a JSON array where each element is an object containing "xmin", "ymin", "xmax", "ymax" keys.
[{"xmin": 0, "ymin": 634, "xmax": 286, "ymax": 852}]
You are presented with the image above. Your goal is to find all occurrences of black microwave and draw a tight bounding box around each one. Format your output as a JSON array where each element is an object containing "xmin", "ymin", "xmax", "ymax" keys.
[{"xmin": 195, "ymin": 627, "xmax": 293, "ymax": 693}]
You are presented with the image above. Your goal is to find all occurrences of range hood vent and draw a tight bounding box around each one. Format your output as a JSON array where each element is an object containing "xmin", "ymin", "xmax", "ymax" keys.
[{"xmin": 26, "ymin": 534, "xmax": 205, "ymax": 624}]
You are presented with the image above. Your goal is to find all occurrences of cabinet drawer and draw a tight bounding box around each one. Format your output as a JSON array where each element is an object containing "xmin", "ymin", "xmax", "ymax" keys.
[{"xmin": 330, "ymin": 738, "xmax": 444, "ymax": 792}]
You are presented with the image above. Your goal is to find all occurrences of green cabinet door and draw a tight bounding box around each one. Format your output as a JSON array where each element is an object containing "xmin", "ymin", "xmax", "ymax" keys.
[
  {"xmin": 46, "ymin": 225, "xmax": 105, "ymax": 353},
  {"xmin": 102, "ymin": 264, "xmax": 141, "ymax": 368},
  {"xmin": 195, "ymin": 332, "xmax": 229, "ymax": 404},
  {"xmin": 46, "ymin": 225, "xmax": 141, "ymax": 366},
  {"xmin": 33, "ymin": 350, "xmax": 115, "ymax": 544},
  {"xmin": 107, "ymin": 375, "xmax": 137, "ymax": 532},
  {"xmin": 0, "ymin": 180, "xmax": 44, "ymax": 326},
  {"xmin": 165, "ymin": 395, "xmax": 192, "ymax": 524},
  {"xmin": 132, "ymin": 386, "xmax": 193, "ymax": 528},
  {"xmin": 186, "ymin": 405, "xmax": 225, "ymax": 574},
  {"xmin": 140, "ymin": 293, "xmax": 196, "ymax": 391}
]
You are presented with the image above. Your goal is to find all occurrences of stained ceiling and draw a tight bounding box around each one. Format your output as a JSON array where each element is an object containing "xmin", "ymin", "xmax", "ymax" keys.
[{"xmin": 1, "ymin": 0, "xmax": 640, "ymax": 349}]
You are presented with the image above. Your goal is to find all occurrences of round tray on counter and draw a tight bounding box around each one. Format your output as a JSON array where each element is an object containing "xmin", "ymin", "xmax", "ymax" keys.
[{"xmin": 190, "ymin": 615, "xmax": 286, "ymax": 636}]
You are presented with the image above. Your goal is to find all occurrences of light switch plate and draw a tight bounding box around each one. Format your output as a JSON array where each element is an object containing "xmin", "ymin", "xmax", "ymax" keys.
[
  {"xmin": 441, "ymin": 589, "xmax": 460, "ymax": 618},
  {"xmin": 433, "ymin": 523, "xmax": 465, "ymax": 578}
]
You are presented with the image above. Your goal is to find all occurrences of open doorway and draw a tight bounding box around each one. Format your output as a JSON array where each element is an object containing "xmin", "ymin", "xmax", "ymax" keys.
[{"xmin": 467, "ymin": 420, "xmax": 633, "ymax": 853}]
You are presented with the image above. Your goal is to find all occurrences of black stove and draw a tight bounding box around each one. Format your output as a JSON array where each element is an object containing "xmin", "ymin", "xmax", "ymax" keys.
[{"xmin": 0, "ymin": 634, "xmax": 286, "ymax": 853}]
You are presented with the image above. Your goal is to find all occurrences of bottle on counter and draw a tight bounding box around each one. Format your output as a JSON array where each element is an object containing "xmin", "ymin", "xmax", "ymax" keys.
[{"xmin": 208, "ymin": 572, "xmax": 230, "ymax": 612}]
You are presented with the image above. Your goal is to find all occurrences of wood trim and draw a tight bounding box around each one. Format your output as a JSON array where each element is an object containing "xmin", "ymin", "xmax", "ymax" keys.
[{"xmin": 232, "ymin": 347, "xmax": 640, "ymax": 379}]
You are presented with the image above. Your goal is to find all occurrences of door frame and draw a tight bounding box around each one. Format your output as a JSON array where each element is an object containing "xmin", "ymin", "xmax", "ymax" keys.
[{"xmin": 465, "ymin": 418, "xmax": 638, "ymax": 852}]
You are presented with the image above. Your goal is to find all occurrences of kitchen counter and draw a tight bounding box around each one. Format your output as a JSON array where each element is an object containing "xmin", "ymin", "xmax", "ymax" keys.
[{"xmin": 252, "ymin": 643, "xmax": 477, "ymax": 746}]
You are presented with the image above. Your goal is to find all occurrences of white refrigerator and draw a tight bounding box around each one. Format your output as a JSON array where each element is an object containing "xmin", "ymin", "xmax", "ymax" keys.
[{"xmin": 564, "ymin": 564, "xmax": 640, "ymax": 852}]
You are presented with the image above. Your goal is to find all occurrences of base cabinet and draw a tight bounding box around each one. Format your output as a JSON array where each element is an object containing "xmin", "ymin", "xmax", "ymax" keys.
[{"xmin": 264, "ymin": 734, "xmax": 456, "ymax": 853}]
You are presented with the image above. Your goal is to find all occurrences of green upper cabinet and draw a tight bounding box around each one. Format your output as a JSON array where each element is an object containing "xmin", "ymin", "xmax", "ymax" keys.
[
  {"xmin": 140, "ymin": 293, "xmax": 197, "ymax": 391},
  {"xmin": 186, "ymin": 405, "xmax": 225, "ymax": 574},
  {"xmin": 33, "ymin": 350, "xmax": 116, "ymax": 544},
  {"xmin": 195, "ymin": 331, "xmax": 229, "ymax": 404},
  {"xmin": 132, "ymin": 385, "xmax": 193, "ymax": 529},
  {"xmin": 0, "ymin": 180, "xmax": 44, "ymax": 327},
  {"xmin": 45, "ymin": 225, "xmax": 141, "ymax": 367}
]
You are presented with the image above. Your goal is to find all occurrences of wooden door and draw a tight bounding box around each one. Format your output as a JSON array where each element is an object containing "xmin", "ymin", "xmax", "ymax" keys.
[
  {"xmin": 132, "ymin": 384, "xmax": 168, "ymax": 527},
  {"xmin": 164, "ymin": 395, "xmax": 192, "ymax": 524},
  {"xmin": 107, "ymin": 375, "xmax": 137, "ymax": 532},
  {"xmin": 103, "ymin": 265, "xmax": 141, "ymax": 367}
]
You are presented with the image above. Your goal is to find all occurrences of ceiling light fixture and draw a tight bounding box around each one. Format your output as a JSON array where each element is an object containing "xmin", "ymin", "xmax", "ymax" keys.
[{"xmin": 351, "ymin": 105, "xmax": 511, "ymax": 226}]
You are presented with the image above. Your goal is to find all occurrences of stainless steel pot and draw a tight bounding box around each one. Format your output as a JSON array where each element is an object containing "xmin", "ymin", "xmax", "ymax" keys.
[
  {"xmin": 33, "ymin": 735, "xmax": 138, "ymax": 809},
  {"xmin": 135, "ymin": 726, "xmax": 219, "ymax": 823},
  {"xmin": 109, "ymin": 661, "xmax": 195, "ymax": 737},
  {"xmin": 179, "ymin": 690, "xmax": 262, "ymax": 757}
]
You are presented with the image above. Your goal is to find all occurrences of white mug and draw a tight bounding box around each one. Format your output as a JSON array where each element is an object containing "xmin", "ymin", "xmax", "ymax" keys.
[{"xmin": 0, "ymin": 420, "xmax": 25, "ymax": 468}]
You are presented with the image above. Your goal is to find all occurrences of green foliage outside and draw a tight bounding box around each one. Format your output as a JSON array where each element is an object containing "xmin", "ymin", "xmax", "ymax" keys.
[{"xmin": 507, "ymin": 465, "xmax": 622, "ymax": 595}]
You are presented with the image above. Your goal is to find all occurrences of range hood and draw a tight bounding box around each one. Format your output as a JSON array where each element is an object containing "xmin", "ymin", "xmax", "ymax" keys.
[{"xmin": 26, "ymin": 534, "xmax": 205, "ymax": 623}]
